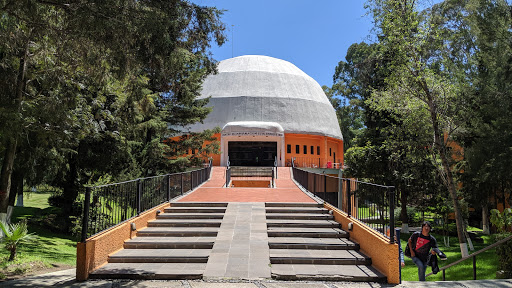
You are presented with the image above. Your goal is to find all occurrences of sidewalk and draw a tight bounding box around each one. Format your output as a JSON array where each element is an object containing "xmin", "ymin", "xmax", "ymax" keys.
[{"xmin": 2, "ymin": 268, "xmax": 512, "ymax": 288}]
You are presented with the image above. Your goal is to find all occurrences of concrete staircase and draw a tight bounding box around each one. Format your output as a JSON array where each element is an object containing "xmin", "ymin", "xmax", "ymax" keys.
[
  {"xmin": 90, "ymin": 202, "xmax": 228, "ymax": 280},
  {"xmin": 265, "ymin": 202, "xmax": 387, "ymax": 282}
]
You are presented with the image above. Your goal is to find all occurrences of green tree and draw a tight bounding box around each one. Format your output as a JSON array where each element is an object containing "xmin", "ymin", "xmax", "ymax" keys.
[
  {"xmin": 0, "ymin": 1, "xmax": 226, "ymax": 228},
  {"xmin": 366, "ymin": 0, "xmax": 470, "ymax": 256}
]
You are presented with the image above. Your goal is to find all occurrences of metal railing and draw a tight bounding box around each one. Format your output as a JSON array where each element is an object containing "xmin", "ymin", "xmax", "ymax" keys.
[
  {"xmin": 81, "ymin": 163, "xmax": 212, "ymax": 241},
  {"xmin": 426, "ymin": 234, "xmax": 512, "ymax": 280},
  {"xmin": 226, "ymin": 167, "xmax": 231, "ymax": 188},
  {"xmin": 292, "ymin": 167, "xmax": 396, "ymax": 242},
  {"xmin": 289, "ymin": 157, "xmax": 343, "ymax": 169}
]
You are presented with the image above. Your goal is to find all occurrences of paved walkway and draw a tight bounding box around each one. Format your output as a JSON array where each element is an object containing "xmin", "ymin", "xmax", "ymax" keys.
[
  {"xmin": 179, "ymin": 167, "xmax": 315, "ymax": 203},
  {"xmin": 204, "ymin": 202, "xmax": 270, "ymax": 279},
  {"xmin": 3, "ymin": 269, "xmax": 512, "ymax": 287}
]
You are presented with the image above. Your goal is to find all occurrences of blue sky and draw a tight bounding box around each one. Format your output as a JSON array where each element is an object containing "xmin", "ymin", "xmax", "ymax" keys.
[{"xmin": 194, "ymin": 1, "xmax": 374, "ymax": 87}]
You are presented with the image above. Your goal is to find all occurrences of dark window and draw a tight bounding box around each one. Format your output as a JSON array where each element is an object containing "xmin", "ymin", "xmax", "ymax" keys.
[
  {"xmin": 317, "ymin": 146, "xmax": 320, "ymax": 155},
  {"xmin": 287, "ymin": 144, "xmax": 291, "ymax": 153},
  {"xmin": 310, "ymin": 146, "xmax": 314, "ymax": 154},
  {"xmin": 329, "ymin": 148, "xmax": 332, "ymax": 156},
  {"xmin": 303, "ymin": 145, "xmax": 307, "ymax": 154},
  {"xmin": 296, "ymin": 145, "xmax": 300, "ymax": 154}
]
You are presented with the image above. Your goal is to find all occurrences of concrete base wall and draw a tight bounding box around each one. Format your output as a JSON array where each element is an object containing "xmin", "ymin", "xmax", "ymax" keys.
[
  {"xmin": 324, "ymin": 202, "xmax": 400, "ymax": 284},
  {"xmin": 76, "ymin": 202, "xmax": 171, "ymax": 281}
]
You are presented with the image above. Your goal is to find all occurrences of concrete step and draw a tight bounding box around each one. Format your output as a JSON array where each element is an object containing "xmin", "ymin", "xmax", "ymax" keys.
[
  {"xmin": 137, "ymin": 227, "xmax": 218, "ymax": 237},
  {"xmin": 124, "ymin": 237, "xmax": 216, "ymax": 249},
  {"xmin": 267, "ymin": 227, "xmax": 349, "ymax": 238},
  {"xmin": 265, "ymin": 202, "xmax": 322, "ymax": 208},
  {"xmin": 266, "ymin": 213, "xmax": 334, "ymax": 220},
  {"xmin": 266, "ymin": 219, "xmax": 340, "ymax": 228},
  {"xmin": 268, "ymin": 237, "xmax": 359, "ymax": 250},
  {"xmin": 90, "ymin": 263, "xmax": 206, "ymax": 280},
  {"xmin": 164, "ymin": 207, "xmax": 226, "ymax": 213},
  {"xmin": 266, "ymin": 207, "xmax": 329, "ymax": 214},
  {"xmin": 108, "ymin": 249, "xmax": 210, "ymax": 263},
  {"xmin": 170, "ymin": 202, "xmax": 228, "ymax": 207},
  {"xmin": 148, "ymin": 219, "xmax": 222, "ymax": 227},
  {"xmin": 270, "ymin": 264, "xmax": 387, "ymax": 282},
  {"xmin": 269, "ymin": 249, "xmax": 371, "ymax": 265},
  {"xmin": 157, "ymin": 213, "xmax": 224, "ymax": 219}
]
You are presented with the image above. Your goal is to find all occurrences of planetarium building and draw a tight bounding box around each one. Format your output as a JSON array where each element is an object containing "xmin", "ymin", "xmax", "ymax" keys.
[{"xmin": 187, "ymin": 55, "xmax": 343, "ymax": 168}]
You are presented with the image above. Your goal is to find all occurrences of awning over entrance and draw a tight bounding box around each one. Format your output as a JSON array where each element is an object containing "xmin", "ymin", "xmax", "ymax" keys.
[
  {"xmin": 220, "ymin": 121, "xmax": 285, "ymax": 167},
  {"xmin": 221, "ymin": 121, "xmax": 284, "ymax": 137}
]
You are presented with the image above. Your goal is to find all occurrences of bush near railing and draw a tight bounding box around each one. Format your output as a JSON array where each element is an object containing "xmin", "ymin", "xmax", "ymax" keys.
[
  {"xmin": 292, "ymin": 167, "xmax": 396, "ymax": 242},
  {"xmin": 81, "ymin": 165, "xmax": 211, "ymax": 241}
]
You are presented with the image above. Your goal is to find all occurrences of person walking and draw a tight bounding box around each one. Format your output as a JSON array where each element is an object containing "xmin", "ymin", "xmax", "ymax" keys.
[{"xmin": 408, "ymin": 221, "xmax": 437, "ymax": 281}]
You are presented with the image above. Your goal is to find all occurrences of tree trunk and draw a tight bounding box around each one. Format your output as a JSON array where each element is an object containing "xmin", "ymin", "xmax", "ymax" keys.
[
  {"xmin": 9, "ymin": 248, "xmax": 16, "ymax": 261},
  {"xmin": 0, "ymin": 139, "xmax": 17, "ymax": 223},
  {"xmin": 63, "ymin": 153, "xmax": 79, "ymax": 232},
  {"xmin": 400, "ymin": 187, "xmax": 409, "ymax": 233},
  {"xmin": 425, "ymin": 87, "xmax": 468, "ymax": 257},
  {"xmin": 0, "ymin": 33, "xmax": 31, "ymax": 223},
  {"xmin": 482, "ymin": 205, "xmax": 490, "ymax": 235},
  {"xmin": 434, "ymin": 127, "xmax": 468, "ymax": 257}
]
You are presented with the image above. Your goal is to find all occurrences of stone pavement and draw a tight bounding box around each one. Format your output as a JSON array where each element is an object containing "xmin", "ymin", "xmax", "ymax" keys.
[
  {"xmin": 203, "ymin": 202, "xmax": 271, "ymax": 279},
  {"xmin": 3, "ymin": 268, "xmax": 512, "ymax": 288}
]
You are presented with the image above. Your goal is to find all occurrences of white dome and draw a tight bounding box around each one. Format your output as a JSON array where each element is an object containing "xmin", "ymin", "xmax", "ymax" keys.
[{"xmin": 188, "ymin": 55, "xmax": 343, "ymax": 140}]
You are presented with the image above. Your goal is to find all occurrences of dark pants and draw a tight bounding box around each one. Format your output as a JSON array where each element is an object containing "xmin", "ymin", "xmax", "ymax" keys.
[{"xmin": 412, "ymin": 256, "xmax": 427, "ymax": 281}]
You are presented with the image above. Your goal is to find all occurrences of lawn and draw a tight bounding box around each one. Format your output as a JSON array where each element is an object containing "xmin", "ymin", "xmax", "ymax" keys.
[
  {"xmin": 399, "ymin": 232, "xmax": 499, "ymax": 281},
  {"xmin": 0, "ymin": 192, "xmax": 77, "ymax": 280}
]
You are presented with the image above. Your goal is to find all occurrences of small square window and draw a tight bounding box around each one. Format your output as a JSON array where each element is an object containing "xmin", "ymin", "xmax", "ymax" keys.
[
  {"xmin": 287, "ymin": 144, "xmax": 291, "ymax": 153},
  {"xmin": 303, "ymin": 145, "xmax": 307, "ymax": 154},
  {"xmin": 296, "ymin": 145, "xmax": 300, "ymax": 154}
]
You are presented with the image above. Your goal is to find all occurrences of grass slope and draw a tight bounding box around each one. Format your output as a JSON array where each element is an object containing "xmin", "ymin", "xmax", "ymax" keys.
[{"xmin": 0, "ymin": 193, "xmax": 76, "ymax": 280}]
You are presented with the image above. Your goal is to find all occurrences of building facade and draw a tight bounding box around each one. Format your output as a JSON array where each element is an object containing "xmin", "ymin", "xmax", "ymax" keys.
[{"xmin": 185, "ymin": 55, "xmax": 343, "ymax": 167}]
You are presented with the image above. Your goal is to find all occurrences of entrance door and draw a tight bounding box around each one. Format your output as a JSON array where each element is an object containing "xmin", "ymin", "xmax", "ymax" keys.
[{"xmin": 228, "ymin": 141, "xmax": 277, "ymax": 166}]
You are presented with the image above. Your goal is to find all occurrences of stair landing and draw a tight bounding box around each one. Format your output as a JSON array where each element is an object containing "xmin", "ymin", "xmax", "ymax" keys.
[{"xmin": 179, "ymin": 167, "xmax": 315, "ymax": 203}]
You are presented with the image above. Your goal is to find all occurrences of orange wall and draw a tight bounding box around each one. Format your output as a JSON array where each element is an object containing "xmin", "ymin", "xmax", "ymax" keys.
[
  {"xmin": 324, "ymin": 202, "xmax": 400, "ymax": 284},
  {"xmin": 285, "ymin": 134, "xmax": 343, "ymax": 168},
  {"xmin": 76, "ymin": 202, "xmax": 170, "ymax": 281},
  {"xmin": 168, "ymin": 132, "xmax": 343, "ymax": 168}
]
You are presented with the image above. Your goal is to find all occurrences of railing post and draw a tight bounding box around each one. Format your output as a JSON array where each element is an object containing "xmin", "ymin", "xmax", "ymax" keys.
[
  {"xmin": 347, "ymin": 179, "xmax": 352, "ymax": 217},
  {"xmin": 313, "ymin": 173, "xmax": 316, "ymax": 198},
  {"xmin": 337, "ymin": 170, "xmax": 343, "ymax": 209},
  {"xmin": 190, "ymin": 170, "xmax": 193, "ymax": 191},
  {"xmin": 166, "ymin": 175, "xmax": 171, "ymax": 202},
  {"xmin": 396, "ymin": 228, "xmax": 402, "ymax": 284},
  {"xmin": 473, "ymin": 256, "xmax": 477, "ymax": 280},
  {"xmin": 323, "ymin": 173, "xmax": 327, "ymax": 201},
  {"xmin": 181, "ymin": 173, "xmax": 184, "ymax": 195},
  {"xmin": 137, "ymin": 179, "xmax": 142, "ymax": 215},
  {"xmin": 442, "ymin": 269, "xmax": 446, "ymax": 281},
  {"xmin": 81, "ymin": 187, "xmax": 91, "ymax": 243},
  {"xmin": 389, "ymin": 186, "xmax": 395, "ymax": 244}
]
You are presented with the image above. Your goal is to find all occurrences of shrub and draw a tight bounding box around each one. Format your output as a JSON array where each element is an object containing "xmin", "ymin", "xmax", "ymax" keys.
[
  {"xmin": 490, "ymin": 208, "xmax": 512, "ymax": 278},
  {"xmin": 0, "ymin": 220, "xmax": 37, "ymax": 261}
]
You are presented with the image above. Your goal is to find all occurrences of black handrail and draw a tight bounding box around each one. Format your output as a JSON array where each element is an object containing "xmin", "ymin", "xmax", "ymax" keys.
[
  {"xmin": 426, "ymin": 234, "xmax": 512, "ymax": 280},
  {"xmin": 292, "ymin": 167, "xmax": 396, "ymax": 243},
  {"xmin": 81, "ymin": 164, "xmax": 212, "ymax": 242}
]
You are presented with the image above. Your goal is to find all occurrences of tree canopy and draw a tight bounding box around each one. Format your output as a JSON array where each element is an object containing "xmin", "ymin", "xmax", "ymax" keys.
[{"xmin": 0, "ymin": 0, "xmax": 226, "ymax": 228}]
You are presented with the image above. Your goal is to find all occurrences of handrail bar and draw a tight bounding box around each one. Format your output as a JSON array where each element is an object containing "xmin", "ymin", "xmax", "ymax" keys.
[
  {"xmin": 426, "ymin": 234, "xmax": 512, "ymax": 278},
  {"xmin": 294, "ymin": 167, "xmax": 394, "ymax": 189},
  {"xmin": 89, "ymin": 168, "xmax": 205, "ymax": 189}
]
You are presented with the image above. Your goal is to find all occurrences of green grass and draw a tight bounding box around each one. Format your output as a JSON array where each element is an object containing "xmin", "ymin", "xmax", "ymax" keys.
[
  {"xmin": 0, "ymin": 193, "xmax": 76, "ymax": 279},
  {"xmin": 400, "ymin": 232, "xmax": 498, "ymax": 281}
]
